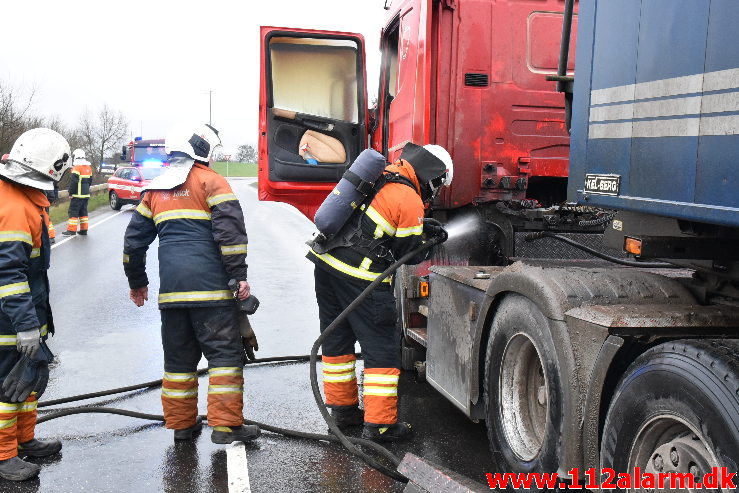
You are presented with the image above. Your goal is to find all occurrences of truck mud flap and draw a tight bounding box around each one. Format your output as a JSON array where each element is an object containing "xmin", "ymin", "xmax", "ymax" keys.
[{"xmin": 398, "ymin": 453, "xmax": 489, "ymax": 493}]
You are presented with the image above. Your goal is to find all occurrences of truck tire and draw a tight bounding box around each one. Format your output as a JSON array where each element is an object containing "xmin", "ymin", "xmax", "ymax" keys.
[
  {"xmin": 601, "ymin": 339, "xmax": 739, "ymax": 487},
  {"xmin": 109, "ymin": 191, "xmax": 122, "ymax": 210},
  {"xmin": 484, "ymin": 293, "xmax": 563, "ymax": 474}
]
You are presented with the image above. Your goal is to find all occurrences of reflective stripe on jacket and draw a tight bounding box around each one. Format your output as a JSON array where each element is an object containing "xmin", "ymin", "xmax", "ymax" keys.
[
  {"xmin": 0, "ymin": 179, "xmax": 53, "ymax": 337},
  {"xmin": 122, "ymin": 164, "xmax": 248, "ymax": 308},
  {"xmin": 68, "ymin": 162, "xmax": 93, "ymax": 198},
  {"xmin": 307, "ymin": 160, "xmax": 425, "ymax": 283}
]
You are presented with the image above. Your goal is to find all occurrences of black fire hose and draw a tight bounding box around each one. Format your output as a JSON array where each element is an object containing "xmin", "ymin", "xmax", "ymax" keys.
[
  {"xmin": 524, "ymin": 231, "xmax": 673, "ymax": 268},
  {"xmin": 309, "ymin": 236, "xmax": 442, "ymax": 484},
  {"xmin": 35, "ymin": 238, "xmax": 442, "ymax": 484}
]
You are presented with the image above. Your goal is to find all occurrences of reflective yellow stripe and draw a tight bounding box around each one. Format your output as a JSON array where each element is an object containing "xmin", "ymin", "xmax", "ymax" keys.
[
  {"xmin": 309, "ymin": 251, "xmax": 391, "ymax": 283},
  {"xmin": 364, "ymin": 387, "xmax": 398, "ymax": 397},
  {"xmin": 359, "ymin": 257, "xmax": 372, "ymax": 271},
  {"xmin": 40, "ymin": 324, "xmax": 48, "ymax": 337},
  {"xmin": 162, "ymin": 388, "xmax": 198, "ymax": 399},
  {"xmin": 208, "ymin": 367, "xmax": 242, "ymax": 377},
  {"xmin": 123, "ymin": 253, "xmax": 130, "ymax": 263},
  {"xmin": 164, "ymin": 372, "xmax": 198, "ymax": 382},
  {"xmin": 207, "ymin": 193, "xmax": 238, "ymax": 207},
  {"xmin": 0, "ymin": 335, "xmax": 16, "ymax": 346},
  {"xmin": 158, "ymin": 290, "xmax": 232, "ymax": 304},
  {"xmin": 363, "ymin": 374, "xmax": 400, "ymax": 385},
  {"xmin": 80, "ymin": 217, "xmax": 89, "ymax": 223},
  {"xmin": 153, "ymin": 209, "xmax": 211, "ymax": 225},
  {"xmin": 79, "ymin": 175, "xmax": 92, "ymax": 178},
  {"xmin": 208, "ymin": 385, "xmax": 243, "ymax": 394},
  {"xmin": 323, "ymin": 373, "xmax": 357, "ymax": 383},
  {"xmin": 0, "ymin": 282, "xmax": 30, "ymax": 298},
  {"xmin": 365, "ymin": 206, "xmax": 396, "ymax": 236},
  {"xmin": 30, "ymin": 248, "xmax": 40, "ymax": 258},
  {"xmin": 0, "ymin": 417, "xmax": 17, "ymax": 430},
  {"xmin": 220, "ymin": 244, "xmax": 248, "ymax": 255},
  {"xmin": 0, "ymin": 231, "xmax": 32, "ymax": 245},
  {"xmin": 19, "ymin": 401, "xmax": 37, "ymax": 413},
  {"xmin": 136, "ymin": 203, "xmax": 153, "ymax": 219},
  {"xmin": 323, "ymin": 361, "xmax": 356, "ymax": 371},
  {"xmin": 395, "ymin": 224, "xmax": 423, "ymax": 238},
  {"xmin": 68, "ymin": 219, "xmax": 79, "ymax": 225},
  {"xmin": 0, "ymin": 403, "xmax": 19, "ymax": 412}
]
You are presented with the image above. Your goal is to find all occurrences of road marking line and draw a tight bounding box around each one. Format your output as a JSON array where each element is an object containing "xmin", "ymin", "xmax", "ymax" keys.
[
  {"xmin": 51, "ymin": 209, "xmax": 128, "ymax": 249},
  {"xmin": 226, "ymin": 442, "xmax": 251, "ymax": 493}
]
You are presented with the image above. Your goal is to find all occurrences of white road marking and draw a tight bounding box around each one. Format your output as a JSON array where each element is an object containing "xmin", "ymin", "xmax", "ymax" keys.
[
  {"xmin": 51, "ymin": 209, "xmax": 128, "ymax": 249},
  {"xmin": 226, "ymin": 442, "xmax": 251, "ymax": 493}
]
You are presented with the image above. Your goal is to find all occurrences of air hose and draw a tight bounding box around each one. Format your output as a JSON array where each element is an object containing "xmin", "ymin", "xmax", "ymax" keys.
[{"xmin": 36, "ymin": 238, "xmax": 442, "ymax": 484}]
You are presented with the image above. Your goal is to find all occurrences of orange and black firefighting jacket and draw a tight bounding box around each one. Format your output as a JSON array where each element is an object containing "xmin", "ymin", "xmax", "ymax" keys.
[
  {"xmin": 123, "ymin": 164, "xmax": 248, "ymax": 308},
  {"xmin": 307, "ymin": 160, "xmax": 426, "ymax": 283},
  {"xmin": 68, "ymin": 162, "xmax": 93, "ymax": 198},
  {"xmin": 0, "ymin": 178, "xmax": 54, "ymax": 343}
]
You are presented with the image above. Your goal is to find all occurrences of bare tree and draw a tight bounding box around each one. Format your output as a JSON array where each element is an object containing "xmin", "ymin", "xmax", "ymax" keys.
[
  {"xmin": 0, "ymin": 82, "xmax": 36, "ymax": 154},
  {"xmin": 77, "ymin": 104, "xmax": 128, "ymax": 166},
  {"xmin": 235, "ymin": 144, "xmax": 257, "ymax": 163}
]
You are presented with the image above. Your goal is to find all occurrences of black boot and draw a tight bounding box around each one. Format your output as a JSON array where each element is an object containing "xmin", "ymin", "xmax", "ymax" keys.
[
  {"xmin": 78, "ymin": 230, "xmax": 88, "ymax": 236},
  {"xmin": 0, "ymin": 456, "xmax": 40, "ymax": 481},
  {"xmin": 62, "ymin": 230, "xmax": 76, "ymax": 237},
  {"xmin": 330, "ymin": 405, "xmax": 364, "ymax": 429},
  {"xmin": 211, "ymin": 425, "xmax": 261, "ymax": 444},
  {"xmin": 17, "ymin": 438, "xmax": 62, "ymax": 458},
  {"xmin": 361, "ymin": 422, "xmax": 413, "ymax": 443},
  {"xmin": 173, "ymin": 419, "xmax": 203, "ymax": 441}
]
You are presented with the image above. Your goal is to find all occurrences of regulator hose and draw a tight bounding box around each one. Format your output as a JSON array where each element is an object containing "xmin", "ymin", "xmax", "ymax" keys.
[
  {"xmin": 309, "ymin": 237, "xmax": 442, "ymax": 483},
  {"xmin": 524, "ymin": 231, "xmax": 673, "ymax": 268}
]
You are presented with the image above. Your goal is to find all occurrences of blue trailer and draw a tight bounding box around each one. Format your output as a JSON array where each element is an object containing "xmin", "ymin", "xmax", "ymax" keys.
[{"xmin": 395, "ymin": 0, "xmax": 739, "ymax": 483}]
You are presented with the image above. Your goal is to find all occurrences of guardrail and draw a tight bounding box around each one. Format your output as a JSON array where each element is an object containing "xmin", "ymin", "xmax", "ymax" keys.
[{"xmin": 57, "ymin": 184, "xmax": 107, "ymax": 200}]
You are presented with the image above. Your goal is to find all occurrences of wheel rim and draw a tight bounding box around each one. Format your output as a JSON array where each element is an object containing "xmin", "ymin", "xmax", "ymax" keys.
[
  {"xmin": 110, "ymin": 193, "xmax": 117, "ymax": 207},
  {"xmin": 498, "ymin": 332, "xmax": 548, "ymax": 461},
  {"xmin": 628, "ymin": 415, "xmax": 722, "ymax": 493}
]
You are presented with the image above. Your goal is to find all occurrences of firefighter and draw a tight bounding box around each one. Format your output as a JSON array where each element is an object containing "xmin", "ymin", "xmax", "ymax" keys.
[
  {"xmin": 123, "ymin": 123, "xmax": 259, "ymax": 444},
  {"xmin": 63, "ymin": 149, "xmax": 92, "ymax": 236},
  {"xmin": 308, "ymin": 143, "xmax": 452, "ymax": 442},
  {"xmin": 0, "ymin": 128, "xmax": 71, "ymax": 481}
]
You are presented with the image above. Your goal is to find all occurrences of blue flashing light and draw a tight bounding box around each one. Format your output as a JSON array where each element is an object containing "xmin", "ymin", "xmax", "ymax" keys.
[
  {"xmin": 142, "ymin": 159, "xmax": 165, "ymax": 167},
  {"xmin": 134, "ymin": 136, "xmax": 143, "ymax": 141}
]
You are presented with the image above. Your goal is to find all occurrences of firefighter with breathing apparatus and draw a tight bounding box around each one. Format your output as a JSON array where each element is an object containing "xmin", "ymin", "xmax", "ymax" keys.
[
  {"xmin": 0, "ymin": 128, "xmax": 72, "ymax": 481},
  {"xmin": 308, "ymin": 143, "xmax": 452, "ymax": 442},
  {"xmin": 123, "ymin": 122, "xmax": 260, "ymax": 444}
]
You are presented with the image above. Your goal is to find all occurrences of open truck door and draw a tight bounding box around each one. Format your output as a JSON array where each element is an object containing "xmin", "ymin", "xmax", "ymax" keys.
[{"xmin": 258, "ymin": 27, "xmax": 368, "ymax": 220}]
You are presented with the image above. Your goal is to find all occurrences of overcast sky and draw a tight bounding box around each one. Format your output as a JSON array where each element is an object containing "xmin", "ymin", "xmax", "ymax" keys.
[{"xmin": 1, "ymin": 0, "xmax": 389, "ymax": 154}]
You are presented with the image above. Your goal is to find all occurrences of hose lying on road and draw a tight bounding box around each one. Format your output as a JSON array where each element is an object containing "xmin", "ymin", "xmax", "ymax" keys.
[{"xmin": 36, "ymin": 239, "xmax": 441, "ymax": 484}]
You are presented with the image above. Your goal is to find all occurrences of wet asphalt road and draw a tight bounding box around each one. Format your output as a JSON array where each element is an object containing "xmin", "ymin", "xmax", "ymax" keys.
[{"xmin": 4, "ymin": 179, "xmax": 494, "ymax": 493}]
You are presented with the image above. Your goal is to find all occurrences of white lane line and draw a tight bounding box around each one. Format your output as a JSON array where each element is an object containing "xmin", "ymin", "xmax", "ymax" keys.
[
  {"xmin": 226, "ymin": 442, "xmax": 251, "ymax": 493},
  {"xmin": 51, "ymin": 209, "xmax": 128, "ymax": 249}
]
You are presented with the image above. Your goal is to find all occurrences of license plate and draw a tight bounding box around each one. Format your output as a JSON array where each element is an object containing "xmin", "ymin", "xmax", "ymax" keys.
[{"xmin": 584, "ymin": 174, "xmax": 620, "ymax": 196}]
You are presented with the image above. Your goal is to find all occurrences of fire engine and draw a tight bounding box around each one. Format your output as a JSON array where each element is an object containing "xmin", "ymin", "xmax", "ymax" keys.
[{"xmin": 121, "ymin": 137, "xmax": 167, "ymax": 167}]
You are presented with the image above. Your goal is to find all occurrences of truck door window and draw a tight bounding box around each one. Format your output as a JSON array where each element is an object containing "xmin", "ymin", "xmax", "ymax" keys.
[
  {"xmin": 269, "ymin": 37, "xmax": 359, "ymax": 123},
  {"xmin": 380, "ymin": 22, "xmax": 400, "ymax": 155}
]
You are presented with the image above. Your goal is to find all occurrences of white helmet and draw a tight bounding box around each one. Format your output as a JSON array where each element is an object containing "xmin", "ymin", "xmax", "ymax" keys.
[
  {"xmin": 165, "ymin": 123, "xmax": 221, "ymax": 163},
  {"xmin": 2, "ymin": 128, "xmax": 71, "ymax": 190},
  {"xmin": 73, "ymin": 148, "xmax": 86, "ymax": 160},
  {"xmin": 422, "ymin": 144, "xmax": 454, "ymax": 187}
]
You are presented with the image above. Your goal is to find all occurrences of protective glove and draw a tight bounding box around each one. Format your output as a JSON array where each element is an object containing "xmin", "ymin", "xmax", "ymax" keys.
[
  {"xmin": 423, "ymin": 218, "xmax": 449, "ymax": 243},
  {"xmin": 238, "ymin": 313, "xmax": 259, "ymax": 362},
  {"xmin": 16, "ymin": 328, "xmax": 41, "ymax": 359},
  {"xmin": 2, "ymin": 342, "xmax": 53, "ymax": 402}
]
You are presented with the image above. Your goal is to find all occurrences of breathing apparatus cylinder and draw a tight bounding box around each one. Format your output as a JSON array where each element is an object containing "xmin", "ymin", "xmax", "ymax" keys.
[{"xmin": 313, "ymin": 149, "xmax": 387, "ymax": 238}]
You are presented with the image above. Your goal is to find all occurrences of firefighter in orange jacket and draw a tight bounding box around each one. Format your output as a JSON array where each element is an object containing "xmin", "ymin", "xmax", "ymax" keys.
[
  {"xmin": 308, "ymin": 143, "xmax": 453, "ymax": 442},
  {"xmin": 123, "ymin": 123, "xmax": 259, "ymax": 444},
  {"xmin": 0, "ymin": 128, "xmax": 72, "ymax": 481},
  {"xmin": 63, "ymin": 149, "xmax": 92, "ymax": 236}
]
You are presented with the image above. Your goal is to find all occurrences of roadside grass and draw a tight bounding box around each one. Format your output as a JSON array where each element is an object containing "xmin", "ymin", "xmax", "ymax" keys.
[
  {"xmin": 212, "ymin": 162, "xmax": 257, "ymax": 177},
  {"xmin": 49, "ymin": 191, "xmax": 110, "ymax": 227}
]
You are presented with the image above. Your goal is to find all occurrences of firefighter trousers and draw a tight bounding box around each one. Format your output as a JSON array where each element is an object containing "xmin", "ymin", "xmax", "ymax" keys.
[
  {"xmin": 160, "ymin": 304, "xmax": 246, "ymax": 430},
  {"xmin": 0, "ymin": 349, "xmax": 38, "ymax": 460},
  {"xmin": 314, "ymin": 266, "xmax": 402, "ymax": 425},
  {"xmin": 67, "ymin": 197, "xmax": 89, "ymax": 232}
]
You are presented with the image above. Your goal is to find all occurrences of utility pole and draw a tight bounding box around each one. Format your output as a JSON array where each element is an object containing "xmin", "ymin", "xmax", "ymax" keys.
[{"xmin": 209, "ymin": 90, "xmax": 213, "ymax": 125}]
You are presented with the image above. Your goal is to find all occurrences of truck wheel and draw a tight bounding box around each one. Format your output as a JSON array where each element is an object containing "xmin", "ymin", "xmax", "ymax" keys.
[
  {"xmin": 109, "ymin": 191, "xmax": 122, "ymax": 210},
  {"xmin": 601, "ymin": 339, "xmax": 739, "ymax": 486},
  {"xmin": 484, "ymin": 294, "xmax": 562, "ymax": 473}
]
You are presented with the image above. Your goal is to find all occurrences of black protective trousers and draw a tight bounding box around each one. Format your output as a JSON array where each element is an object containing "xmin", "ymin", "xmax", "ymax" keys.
[
  {"xmin": 314, "ymin": 266, "xmax": 401, "ymax": 369},
  {"xmin": 67, "ymin": 197, "xmax": 88, "ymax": 219},
  {"xmin": 160, "ymin": 303, "xmax": 245, "ymax": 372}
]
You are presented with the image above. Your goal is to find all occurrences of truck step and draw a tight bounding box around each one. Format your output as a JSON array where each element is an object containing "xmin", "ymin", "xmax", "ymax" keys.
[{"xmin": 407, "ymin": 327, "xmax": 428, "ymax": 347}]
